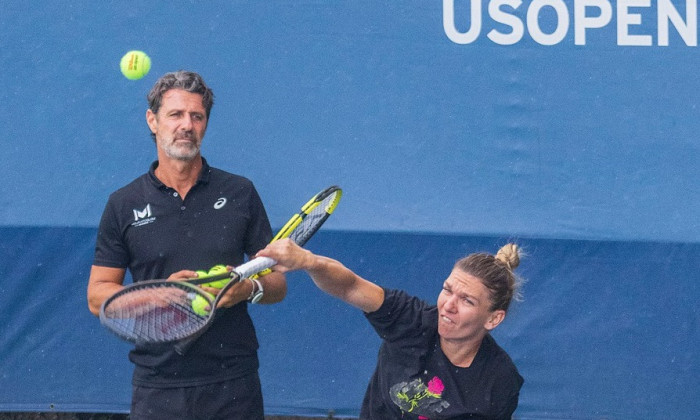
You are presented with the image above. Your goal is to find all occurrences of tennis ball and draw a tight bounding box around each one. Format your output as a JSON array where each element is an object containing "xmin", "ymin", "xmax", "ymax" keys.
[
  {"xmin": 191, "ymin": 293, "xmax": 213, "ymax": 316},
  {"xmin": 202, "ymin": 265, "xmax": 230, "ymax": 289},
  {"xmin": 208, "ymin": 265, "xmax": 228, "ymax": 275},
  {"xmin": 120, "ymin": 50, "xmax": 151, "ymax": 80}
]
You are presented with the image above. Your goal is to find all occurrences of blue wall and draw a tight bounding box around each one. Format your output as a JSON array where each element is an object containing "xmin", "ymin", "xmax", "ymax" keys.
[
  {"xmin": 1, "ymin": 228, "xmax": 698, "ymax": 418},
  {"xmin": 1, "ymin": 1, "xmax": 698, "ymax": 418}
]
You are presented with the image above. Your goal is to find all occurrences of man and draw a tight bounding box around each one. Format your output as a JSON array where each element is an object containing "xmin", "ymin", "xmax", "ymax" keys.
[
  {"xmin": 256, "ymin": 239, "xmax": 524, "ymax": 419},
  {"xmin": 87, "ymin": 70, "xmax": 286, "ymax": 420}
]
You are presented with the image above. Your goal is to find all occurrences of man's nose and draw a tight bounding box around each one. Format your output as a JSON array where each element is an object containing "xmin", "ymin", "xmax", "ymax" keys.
[{"xmin": 180, "ymin": 114, "xmax": 194, "ymax": 130}]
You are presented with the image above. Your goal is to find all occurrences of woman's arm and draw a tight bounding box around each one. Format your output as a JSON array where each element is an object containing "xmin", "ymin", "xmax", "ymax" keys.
[{"xmin": 256, "ymin": 239, "xmax": 384, "ymax": 313}]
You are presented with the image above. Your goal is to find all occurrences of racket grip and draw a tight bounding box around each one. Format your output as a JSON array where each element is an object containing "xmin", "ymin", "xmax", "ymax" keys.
[{"xmin": 235, "ymin": 256, "xmax": 276, "ymax": 279}]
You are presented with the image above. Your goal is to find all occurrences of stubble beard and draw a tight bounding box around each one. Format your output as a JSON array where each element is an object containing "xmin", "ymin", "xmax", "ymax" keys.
[{"xmin": 159, "ymin": 134, "xmax": 200, "ymax": 161}]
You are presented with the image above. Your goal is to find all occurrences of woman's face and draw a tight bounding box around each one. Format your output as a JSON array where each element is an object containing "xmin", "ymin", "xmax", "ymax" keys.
[{"xmin": 437, "ymin": 267, "xmax": 505, "ymax": 344}]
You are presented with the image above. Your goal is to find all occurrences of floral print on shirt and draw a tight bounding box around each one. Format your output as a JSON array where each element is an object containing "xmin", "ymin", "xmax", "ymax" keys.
[{"xmin": 389, "ymin": 376, "xmax": 450, "ymax": 419}]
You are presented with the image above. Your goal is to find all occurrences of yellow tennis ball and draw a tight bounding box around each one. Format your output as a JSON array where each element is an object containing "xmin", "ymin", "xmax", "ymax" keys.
[
  {"xmin": 208, "ymin": 265, "xmax": 228, "ymax": 274},
  {"xmin": 202, "ymin": 265, "xmax": 229, "ymax": 289},
  {"xmin": 120, "ymin": 50, "xmax": 151, "ymax": 80},
  {"xmin": 194, "ymin": 269, "xmax": 223, "ymax": 288},
  {"xmin": 191, "ymin": 294, "xmax": 213, "ymax": 316}
]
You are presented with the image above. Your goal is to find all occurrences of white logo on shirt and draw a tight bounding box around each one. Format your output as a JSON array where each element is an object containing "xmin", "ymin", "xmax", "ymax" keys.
[
  {"xmin": 214, "ymin": 197, "xmax": 227, "ymax": 210},
  {"xmin": 131, "ymin": 204, "xmax": 156, "ymax": 227},
  {"xmin": 133, "ymin": 204, "xmax": 152, "ymax": 221}
]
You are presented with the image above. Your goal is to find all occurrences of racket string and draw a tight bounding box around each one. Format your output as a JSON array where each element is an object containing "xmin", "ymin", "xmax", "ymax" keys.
[
  {"xmin": 290, "ymin": 193, "xmax": 337, "ymax": 245},
  {"xmin": 102, "ymin": 284, "xmax": 210, "ymax": 342}
]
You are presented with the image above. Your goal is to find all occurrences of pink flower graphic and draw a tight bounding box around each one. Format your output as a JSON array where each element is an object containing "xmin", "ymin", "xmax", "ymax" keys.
[{"xmin": 427, "ymin": 376, "xmax": 445, "ymax": 396}]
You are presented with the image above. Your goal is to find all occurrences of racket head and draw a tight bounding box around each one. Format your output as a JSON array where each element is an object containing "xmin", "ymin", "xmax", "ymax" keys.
[
  {"xmin": 277, "ymin": 185, "xmax": 342, "ymax": 247},
  {"xmin": 99, "ymin": 280, "xmax": 215, "ymax": 344},
  {"xmin": 247, "ymin": 186, "xmax": 341, "ymax": 280}
]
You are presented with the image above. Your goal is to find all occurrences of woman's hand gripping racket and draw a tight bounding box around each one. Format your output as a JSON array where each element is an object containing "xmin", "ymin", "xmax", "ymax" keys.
[{"xmin": 99, "ymin": 186, "xmax": 342, "ymax": 347}]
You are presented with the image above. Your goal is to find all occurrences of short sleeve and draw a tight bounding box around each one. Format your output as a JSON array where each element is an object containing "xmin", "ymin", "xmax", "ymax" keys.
[{"xmin": 93, "ymin": 197, "xmax": 129, "ymax": 268}]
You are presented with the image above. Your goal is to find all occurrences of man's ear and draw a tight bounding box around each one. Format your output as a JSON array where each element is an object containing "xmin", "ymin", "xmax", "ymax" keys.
[
  {"xmin": 484, "ymin": 310, "xmax": 506, "ymax": 331},
  {"xmin": 146, "ymin": 109, "xmax": 157, "ymax": 135}
]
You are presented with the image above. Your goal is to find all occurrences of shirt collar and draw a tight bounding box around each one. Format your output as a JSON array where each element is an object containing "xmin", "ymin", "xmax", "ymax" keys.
[{"xmin": 147, "ymin": 157, "xmax": 212, "ymax": 188}]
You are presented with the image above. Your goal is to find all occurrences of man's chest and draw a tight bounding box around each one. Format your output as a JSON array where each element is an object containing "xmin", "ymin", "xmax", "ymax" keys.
[{"xmin": 120, "ymin": 186, "xmax": 253, "ymax": 268}]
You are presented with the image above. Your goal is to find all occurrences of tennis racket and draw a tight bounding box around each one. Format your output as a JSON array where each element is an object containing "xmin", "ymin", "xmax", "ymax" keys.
[{"xmin": 99, "ymin": 185, "xmax": 342, "ymax": 346}]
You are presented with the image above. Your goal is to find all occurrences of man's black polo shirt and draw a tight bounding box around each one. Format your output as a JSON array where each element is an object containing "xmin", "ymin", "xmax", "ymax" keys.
[{"xmin": 94, "ymin": 158, "xmax": 273, "ymax": 387}]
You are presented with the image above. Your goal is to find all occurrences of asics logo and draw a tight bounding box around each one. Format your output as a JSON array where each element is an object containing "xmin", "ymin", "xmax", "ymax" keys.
[{"xmin": 214, "ymin": 197, "xmax": 227, "ymax": 210}]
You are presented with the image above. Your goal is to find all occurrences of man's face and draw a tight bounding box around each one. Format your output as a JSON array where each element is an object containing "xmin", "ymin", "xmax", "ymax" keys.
[
  {"xmin": 437, "ymin": 267, "xmax": 504, "ymax": 344},
  {"xmin": 146, "ymin": 89, "xmax": 208, "ymax": 161}
]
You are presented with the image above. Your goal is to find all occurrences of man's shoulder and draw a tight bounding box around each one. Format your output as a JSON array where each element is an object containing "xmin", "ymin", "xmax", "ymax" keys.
[
  {"xmin": 205, "ymin": 167, "xmax": 259, "ymax": 197},
  {"xmin": 108, "ymin": 172, "xmax": 152, "ymax": 201},
  {"xmin": 207, "ymin": 166, "xmax": 254, "ymax": 185}
]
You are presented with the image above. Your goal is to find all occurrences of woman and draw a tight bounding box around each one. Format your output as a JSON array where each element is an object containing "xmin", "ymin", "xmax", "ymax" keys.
[{"xmin": 257, "ymin": 239, "xmax": 524, "ymax": 419}]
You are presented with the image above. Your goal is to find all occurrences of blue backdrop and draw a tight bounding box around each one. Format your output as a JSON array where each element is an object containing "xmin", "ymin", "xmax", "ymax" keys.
[{"xmin": 0, "ymin": 1, "xmax": 698, "ymax": 419}]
